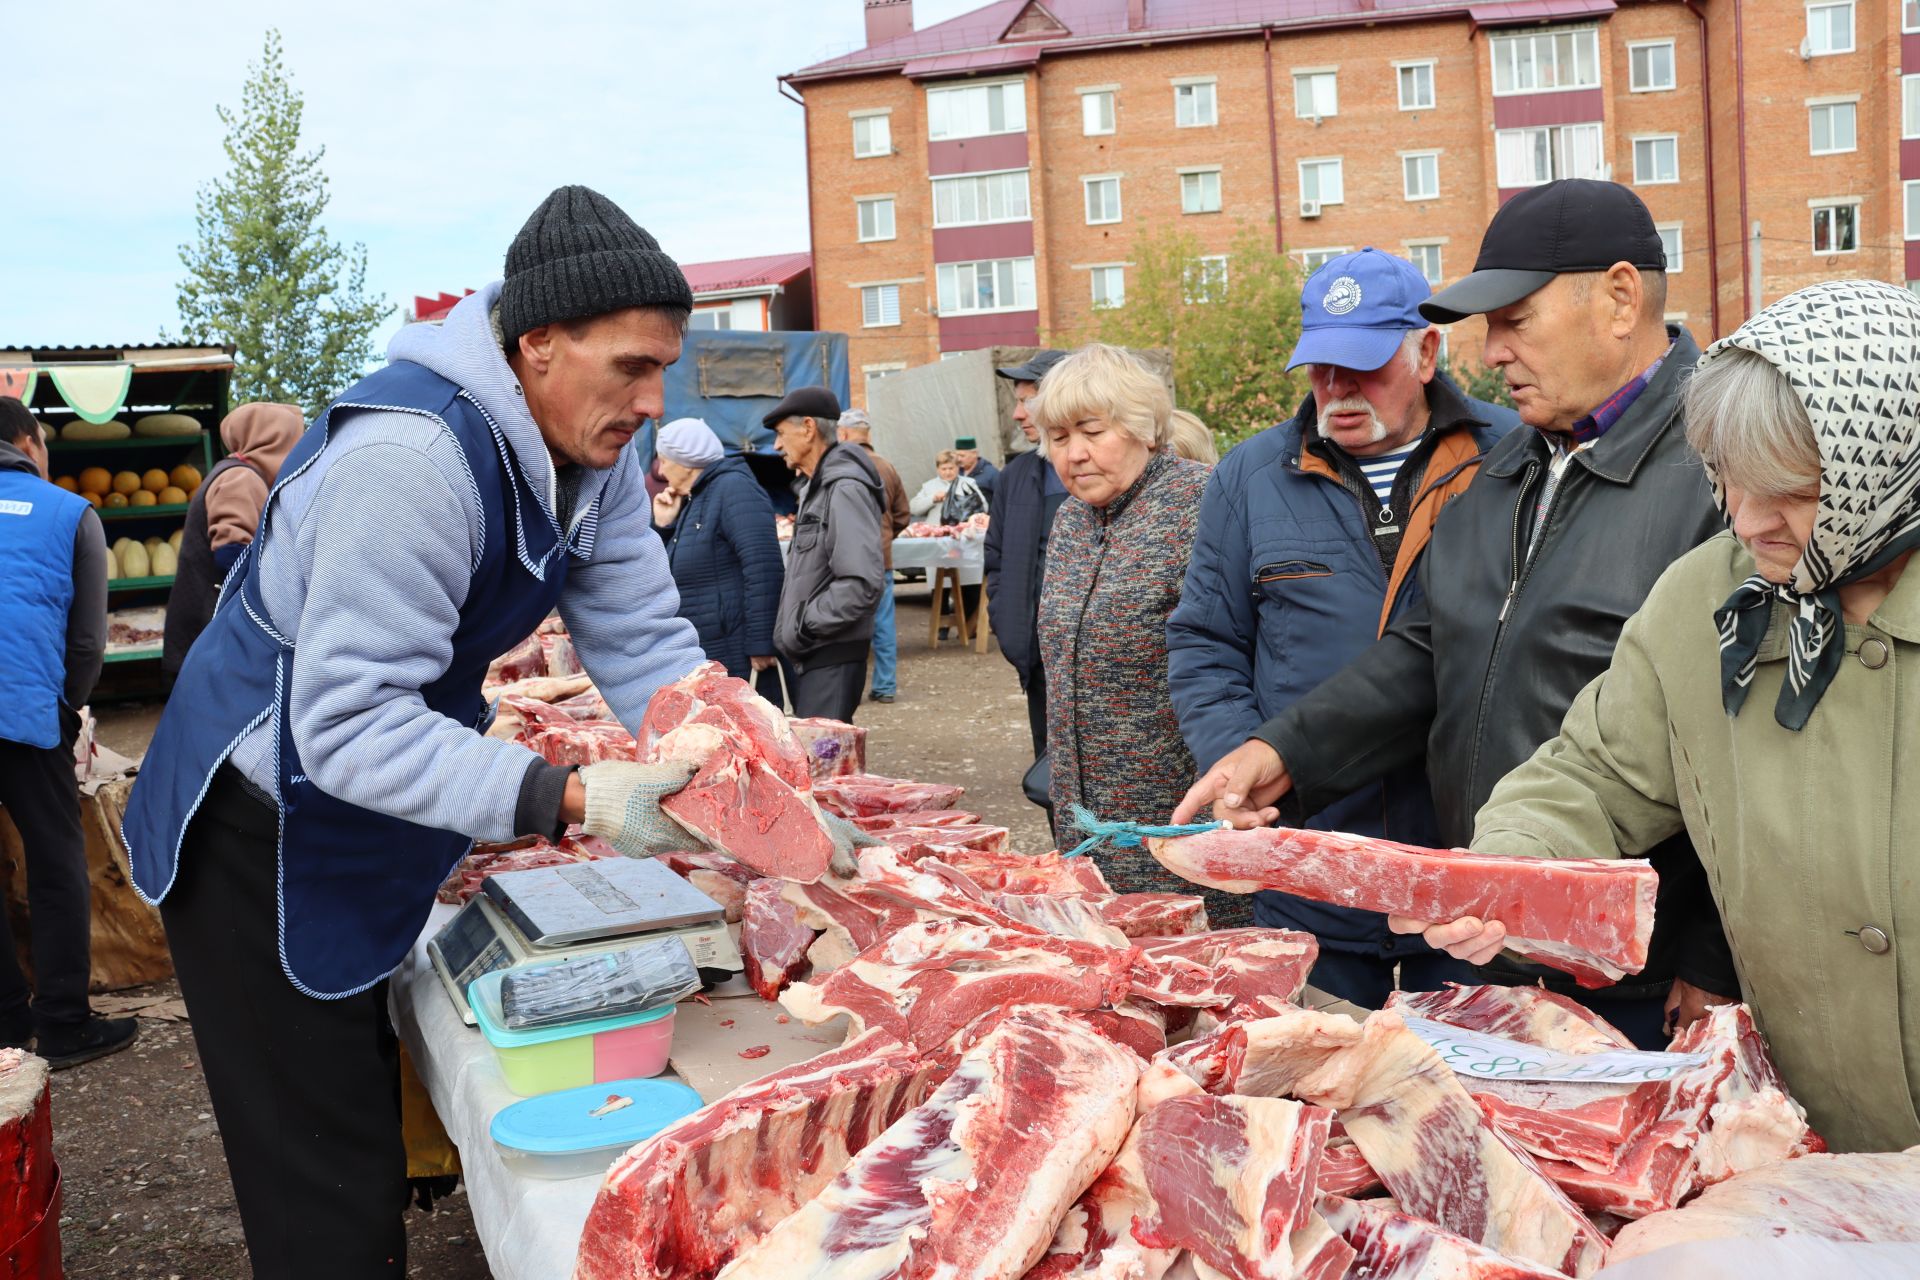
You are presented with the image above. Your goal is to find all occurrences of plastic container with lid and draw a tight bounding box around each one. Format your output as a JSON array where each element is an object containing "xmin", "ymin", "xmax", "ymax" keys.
[
  {"xmin": 490, "ymin": 1077, "xmax": 705, "ymax": 1180},
  {"xmin": 468, "ymin": 969, "xmax": 677, "ymax": 1096}
]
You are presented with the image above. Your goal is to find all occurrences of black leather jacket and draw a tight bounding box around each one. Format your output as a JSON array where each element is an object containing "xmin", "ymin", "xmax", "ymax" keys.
[{"xmin": 1255, "ymin": 327, "xmax": 1738, "ymax": 1002}]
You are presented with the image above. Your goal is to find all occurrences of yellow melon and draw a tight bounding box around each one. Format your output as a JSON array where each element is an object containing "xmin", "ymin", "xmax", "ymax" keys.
[
  {"xmin": 111, "ymin": 470, "xmax": 142, "ymax": 496},
  {"xmin": 130, "ymin": 490, "xmax": 158, "ymax": 507},
  {"xmin": 104, "ymin": 491, "xmax": 129, "ymax": 508},
  {"xmin": 53, "ymin": 475, "xmax": 78, "ymax": 493},
  {"xmin": 83, "ymin": 491, "xmax": 103, "ymax": 509},
  {"xmin": 159, "ymin": 485, "xmax": 188, "ymax": 506},
  {"xmin": 169, "ymin": 463, "xmax": 202, "ymax": 492},
  {"xmin": 141, "ymin": 468, "xmax": 170, "ymax": 493},
  {"xmin": 78, "ymin": 466, "xmax": 112, "ymax": 496}
]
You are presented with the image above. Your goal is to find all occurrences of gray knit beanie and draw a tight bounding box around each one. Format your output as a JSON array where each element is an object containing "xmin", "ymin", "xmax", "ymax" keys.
[{"xmin": 499, "ymin": 185, "xmax": 694, "ymax": 348}]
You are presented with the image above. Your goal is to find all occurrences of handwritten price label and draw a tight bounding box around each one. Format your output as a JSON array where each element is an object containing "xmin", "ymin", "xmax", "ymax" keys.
[{"xmin": 1400, "ymin": 1016, "xmax": 1709, "ymax": 1084}]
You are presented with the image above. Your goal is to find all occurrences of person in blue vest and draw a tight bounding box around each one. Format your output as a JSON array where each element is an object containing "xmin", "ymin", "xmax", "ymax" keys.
[
  {"xmin": 121, "ymin": 188, "xmax": 717, "ymax": 1276},
  {"xmin": 1166, "ymin": 249, "xmax": 1518, "ymax": 1005},
  {"xmin": 650, "ymin": 416, "xmax": 784, "ymax": 679},
  {"xmin": 0, "ymin": 398, "xmax": 132, "ymax": 1067}
]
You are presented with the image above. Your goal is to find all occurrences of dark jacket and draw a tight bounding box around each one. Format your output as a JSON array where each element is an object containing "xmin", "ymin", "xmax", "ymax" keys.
[
  {"xmin": 1253, "ymin": 327, "xmax": 1736, "ymax": 1001},
  {"xmin": 774, "ymin": 441, "xmax": 886, "ymax": 670},
  {"xmin": 656, "ymin": 455, "xmax": 784, "ymax": 679},
  {"xmin": 983, "ymin": 448, "xmax": 1057, "ymax": 683},
  {"xmin": 164, "ymin": 455, "xmax": 264, "ymax": 678},
  {"xmin": 1168, "ymin": 376, "xmax": 1514, "ymax": 953},
  {"xmin": 859, "ymin": 443, "xmax": 912, "ymax": 569},
  {"xmin": 963, "ymin": 456, "xmax": 999, "ymax": 498}
]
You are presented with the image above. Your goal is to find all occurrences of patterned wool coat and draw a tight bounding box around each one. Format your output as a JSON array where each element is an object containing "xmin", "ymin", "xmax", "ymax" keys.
[{"xmin": 1038, "ymin": 449, "xmax": 1251, "ymax": 926}]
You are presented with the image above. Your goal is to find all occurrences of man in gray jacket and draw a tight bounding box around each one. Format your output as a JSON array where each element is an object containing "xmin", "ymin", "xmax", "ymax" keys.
[{"xmin": 769, "ymin": 387, "xmax": 884, "ymax": 722}]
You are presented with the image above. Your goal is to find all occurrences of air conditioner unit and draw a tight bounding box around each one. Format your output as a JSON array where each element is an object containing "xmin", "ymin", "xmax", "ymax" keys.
[
  {"xmin": 1300, "ymin": 200, "xmax": 1322, "ymax": 219},
  {"xmin": 1311, "ymin": 113, "xmax": 1323, "ymax": 127},
  {"xmin": 1798, "ymin": 36, "xmax": 1812, "ymax": 61}
]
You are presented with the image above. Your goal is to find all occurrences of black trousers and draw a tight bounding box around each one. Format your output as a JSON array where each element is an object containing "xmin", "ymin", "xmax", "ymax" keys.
[
  {"xmin": 161, "ymin": 767, "xmax": 407, "ymax": 1278},
  {"xmin": 1023, "ymin": 665, "xmax": 1048, "ymax": 759},
  {"xmin": 791, "ymin": 660, "xmax": 865, "ymax": 723},
  {"xmin": 0, "ymin": 707, "xmax": 92, "ymax": 1032}
]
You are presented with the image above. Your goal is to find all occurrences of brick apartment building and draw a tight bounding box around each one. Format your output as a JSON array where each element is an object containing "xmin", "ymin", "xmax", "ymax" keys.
[{"xmin": 783, "ymin": 0, "xmax": 1910, "ymax": 405}]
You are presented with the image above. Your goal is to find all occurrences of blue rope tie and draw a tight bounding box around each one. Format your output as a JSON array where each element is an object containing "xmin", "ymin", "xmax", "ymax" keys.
[{"xmin": 1063, "ymin": 805, "xmax": 1224, "ymax": 858}]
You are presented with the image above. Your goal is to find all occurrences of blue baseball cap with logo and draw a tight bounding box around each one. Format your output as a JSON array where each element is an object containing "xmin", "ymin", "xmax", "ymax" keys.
[{"xmin": 1286, "ymin": 247, "xmax": 1434, "ymax": 373}]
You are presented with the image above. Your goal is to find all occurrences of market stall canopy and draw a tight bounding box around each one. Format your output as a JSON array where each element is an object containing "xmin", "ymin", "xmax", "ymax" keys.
[{"xmin": 0, "ymin": 343, "xmax": 235, "ymax": 426}]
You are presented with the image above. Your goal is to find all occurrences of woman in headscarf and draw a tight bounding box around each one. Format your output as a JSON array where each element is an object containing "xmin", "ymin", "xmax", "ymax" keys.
[
  {"xmin": 1393, "ymin": 280, "xmax": 1920, "ymax": 1152},
  {"xmin": 651, "ymin": 417, "xmax": 784, "ymax": 679},
  {"xmin": 1032, "ymin": 344, "xmax": 1247, "ymax": 926},
  {"xmin": 162, "ymin": 402, "xmax": 304, "ymax": 678}
]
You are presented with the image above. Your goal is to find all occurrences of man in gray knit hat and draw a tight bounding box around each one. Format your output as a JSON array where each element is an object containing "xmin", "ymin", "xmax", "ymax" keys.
[{"xmin": 128, "ymin": 185, "xmax": 723, "ymax": 1275}]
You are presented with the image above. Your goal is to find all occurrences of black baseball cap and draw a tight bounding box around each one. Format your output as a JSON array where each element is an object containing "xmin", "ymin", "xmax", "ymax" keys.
[
  {"xmin": 996, "ymin": 349, "xmax": 1068, "ymax": 383},
  {"xmin": 1421, "ymin": 180, "xmax": 1667, "ymax": 324},
  {"xmin": 762, "ymin": 385, "xmax": 842, "ymax": 430}
]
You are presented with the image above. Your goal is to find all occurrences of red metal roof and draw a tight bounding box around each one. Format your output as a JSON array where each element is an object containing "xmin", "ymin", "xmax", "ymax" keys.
[
  {"xmin": 679, "ymin": 251, "xmax": 813, "ymax": 295},
  {"xmin": 789, "ymin": 0, "xmax": 1539, "ymax": 82},
  {"xmin": 1467, "ymin": 0, "xmax": 1614, "ymax": 26},
  {"xmin": 903, "ymin": 45, "xmax": 1043, "ymax": 78}
]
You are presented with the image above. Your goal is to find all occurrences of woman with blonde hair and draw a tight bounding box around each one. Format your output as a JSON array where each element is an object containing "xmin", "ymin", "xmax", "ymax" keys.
[
  {"xmin": 1033, "ymin": 344, "xmax": 1247, "ymax": 925},
  {"xmin": 1396, "ymin": 280, "xmax": 1920, "ymax": 1151},
  {"xmin": 1166, "ymin": 408, "xmax": 1218, "ymax": 465}
]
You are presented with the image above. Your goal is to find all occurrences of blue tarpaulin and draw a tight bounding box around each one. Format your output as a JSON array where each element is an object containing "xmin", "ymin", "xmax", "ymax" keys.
[{"xmin": 635, "ymin": 329, "xmax": 850, "ymax": 483}]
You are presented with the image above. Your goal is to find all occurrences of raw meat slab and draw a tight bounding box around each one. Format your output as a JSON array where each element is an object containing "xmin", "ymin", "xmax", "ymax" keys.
[
  {"xmin": 714, "ymin": 1009, "xmax": 1140, "ymax": 1280},
  {"xmin": 741, "ymin": 878, "xmax": 815, "ymax": 1000},
  {"xmin": 787, "ymin": 716, "xmax": 868, "ymax": 779},
  {"xmin": 814, "ymin": 772, "xmax": 968, "ymax": 818},
  {"xmin": 1320, "ymin": 1195, "xmax": 1568, "ymax": 1279},
  {"xmin": 1149, "ymin": 828, "xmax": 1656, "ymax": 988},
  {"xmin": 1022, "ymin": 1116, "xmax": 1180, "ymax": 1280},
  {"xmin": 933, "ymin": 849, "xmax": 1112, "ymax": 895}
]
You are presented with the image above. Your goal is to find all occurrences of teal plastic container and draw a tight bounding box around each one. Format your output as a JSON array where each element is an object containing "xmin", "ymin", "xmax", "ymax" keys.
[
  {"xmin": 468, "ymin": 969, "xmax": 677, "ymax": 1096},
  {"xmin": 489, "ymin": 1077, "xmax": 705, "ymax": 1179}
]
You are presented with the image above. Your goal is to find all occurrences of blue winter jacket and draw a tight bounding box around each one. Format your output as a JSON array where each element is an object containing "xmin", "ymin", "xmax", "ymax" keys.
[
  {"xmin": 658, "ymin": 455, "xmax": 785, "ymax": 678},
  {"xmin": 1167, "ymin": 375, "xmax": 1515, "ymax": 952}
]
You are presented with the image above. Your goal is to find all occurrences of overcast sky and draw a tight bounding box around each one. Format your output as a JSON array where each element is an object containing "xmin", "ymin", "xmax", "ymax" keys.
[{"xmin": 4, "ymin": 0, "xmax": 981, "ymax": 348}]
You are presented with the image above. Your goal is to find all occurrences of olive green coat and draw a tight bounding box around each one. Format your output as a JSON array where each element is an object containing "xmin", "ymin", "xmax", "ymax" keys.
[{"xmin": 1473, "ymin": 532, "xmax": 1920, "ymax": 1153}]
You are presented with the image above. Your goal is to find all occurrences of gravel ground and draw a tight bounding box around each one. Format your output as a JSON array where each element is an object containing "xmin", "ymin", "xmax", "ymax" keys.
[{"xmin": 56, "ymin": 583, "xmax": 1044, "ymax": 1278}]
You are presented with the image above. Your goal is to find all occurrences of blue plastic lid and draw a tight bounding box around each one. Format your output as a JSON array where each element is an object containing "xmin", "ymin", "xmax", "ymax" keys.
[
  {"xmin": 468, "ymin": 969, "xmax": 675, "ymax": 1049},
  {"xmin": 489, "ymin": 1077, "xmax": 705, "ymax": 1155}
]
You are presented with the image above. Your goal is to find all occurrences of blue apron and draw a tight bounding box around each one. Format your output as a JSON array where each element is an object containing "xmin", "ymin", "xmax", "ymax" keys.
[{"xmin": 124, "ymin": 361, "xmax": 590, "ymax": 999}]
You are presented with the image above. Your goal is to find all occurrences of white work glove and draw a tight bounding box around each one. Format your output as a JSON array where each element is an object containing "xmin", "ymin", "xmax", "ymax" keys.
[{"xmin": 579, "ymin": 760, "xmax": 704, "ymax": 858}]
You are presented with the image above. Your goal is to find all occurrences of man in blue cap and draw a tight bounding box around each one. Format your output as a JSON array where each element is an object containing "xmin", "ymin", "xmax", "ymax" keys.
[{"xmin": 1167, "ymin": 247, "xmax": 1516, "ymax": 1004}]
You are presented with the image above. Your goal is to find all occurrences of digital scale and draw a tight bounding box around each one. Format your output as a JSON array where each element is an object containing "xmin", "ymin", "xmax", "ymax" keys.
[{"xmin": 428, "ymin": 858, "xmax": 742, "ymax": 1026}]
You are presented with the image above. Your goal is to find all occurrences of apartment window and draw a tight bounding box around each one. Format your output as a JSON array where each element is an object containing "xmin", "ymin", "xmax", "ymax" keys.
[
  {"xmin": 1294, "ymin": 71, "xmax": 1338, "ymax": 119},
  {"xmin": 1656, "ymin": 223, "xmax": 1684, "ymax": 273},
  {"xmin": 1490, "ymin": 27, "xmax": 1600, "ymax": 95},
  {"xmin": 1298, "ymin": 158, "xmax": 1345, "ymax": 207},
  {"xmin": 1175, "ymin": 79, "xmax": 1217, "ymax": 127},
  {"xmin": 936, "ymin": 257, "xmax": 1037, "ymax": 314},
  {"xmin": 861, "ymin": 284, "xmax": 901, "ymax": 327},
  {"xmin": 1908, "ymin": 0, "xmax": 1920, "ymax": 31},
  {"xmin": 931, "ymin": 169, "xmax": 1031, "ymax": 227},
  {"xmin": 1402, "ymin": 152, "xmax": 1439, "ymax": 201},
  {"xmin": 688, "ymin": 309, "xmax": 731, "ymax": 331},
  {"xmin": 857, "ymin": 197, "xmax": 895, "ymax": 242},
  {"xmin": 926, "ymin": 80, "xmax": 1026, "ymax": 141},
  {"xmin": 1295, "ymin": 247, "xmax": 1349, "ymax": 272},
  {"xmin": 1406, "ymin": 242, "xmax": 1443, "ymax": 285},
  {"xmin": 1084, "ymin": 176, "xmax": 1122, "ymax": 225},
  {"xmin": 1081, "ymin": 89, "xmax": 1116, "ymax": 135},
  {"xmin": 1811, "ymin": 201, "xmax": 1859, "ymax": 254},
  {"xmin": 1180, "ymin": 168, "xmax": 1222, "ymax": 214},
  {"xmin": 852, "ymin": 111, "xmax": 891, "ymax": 157},
  {"xmin": 1091, "ymin": 266, "xmax": 1126, "ymax": 309},
  {"xmin": 1629, "ymin": 41, "xmax": 1675, "ymax": 92},
  {"xmin": 1809, "ymin": 101, "xmax": 1857, "ymax": 154},
  {"xmin": 1185, "ymin": 256, "xmax": 1229, "ymax": 303},
  {"xmin": 1805, "ymin": 2, "xmax": 1853, "ymax": 55},
  {"xmin": 1907, "ymin": 76, "xmax": 1920, "ymax": 138},
  {"xmin": 1496, "ymin": 123, "xmax": 1605, "ymax": 186},
  {"xmin": 864, "ymin": 364, "xmax": 906, "ymax": 399},
  {"xmin": 1907, "ymin": 182, "xmax": 1920, "ymax": 240},
  {"xmin": 1397, "ymin": 61, "xmax": 1436, "ymax": 110},
  {"xmin": 1632, "ymin": 135, "xmax": 1679, "ymax": 185}
]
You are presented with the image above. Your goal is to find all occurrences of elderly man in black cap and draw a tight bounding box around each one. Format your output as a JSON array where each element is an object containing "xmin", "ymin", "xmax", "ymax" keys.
[
  {"xmin": 983, "ymin": 349, "xmax": 1068, "ymax": 755},
  {"xmin": 952, "ymin": 434, "xmax": 998, "ymax": 498},
  {"xmin": 1175, "ymin": 180, "xmax": 1737, "ymax": 1044},
  {"xmin": 768, "ymin": 387, "xmax": 886, "ymax": 722}
]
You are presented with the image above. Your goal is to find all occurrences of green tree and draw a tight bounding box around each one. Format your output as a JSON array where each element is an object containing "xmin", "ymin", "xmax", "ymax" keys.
[
  {"xmin": 174, "ymin": 29, "xmax": 388, "ymax": 414},
  {"xmin": 1079, "ymin": 221, "xmax": 1306, "ymax": 454},
  {"xmin": 1446, "ymin": 352, "xmax": 1516, "ymax": 410}
]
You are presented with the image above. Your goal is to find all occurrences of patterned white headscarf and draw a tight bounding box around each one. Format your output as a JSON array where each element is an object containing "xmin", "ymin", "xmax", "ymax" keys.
[{"xmin": 1704, "ymin": 280, "xmax": 1920, "ymax": 729}]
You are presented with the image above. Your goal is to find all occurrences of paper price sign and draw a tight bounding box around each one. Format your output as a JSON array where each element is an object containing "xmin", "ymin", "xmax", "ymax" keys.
[{"xmin": 1400, "ymin": 1016, "xmax": 1710, "ymax": 1085}]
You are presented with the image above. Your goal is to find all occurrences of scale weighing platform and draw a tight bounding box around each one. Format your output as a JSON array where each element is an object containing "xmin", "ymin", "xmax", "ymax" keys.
[{"xmin": 428, "ymin": 857, "xmax": 743, "ymax": 1025}]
